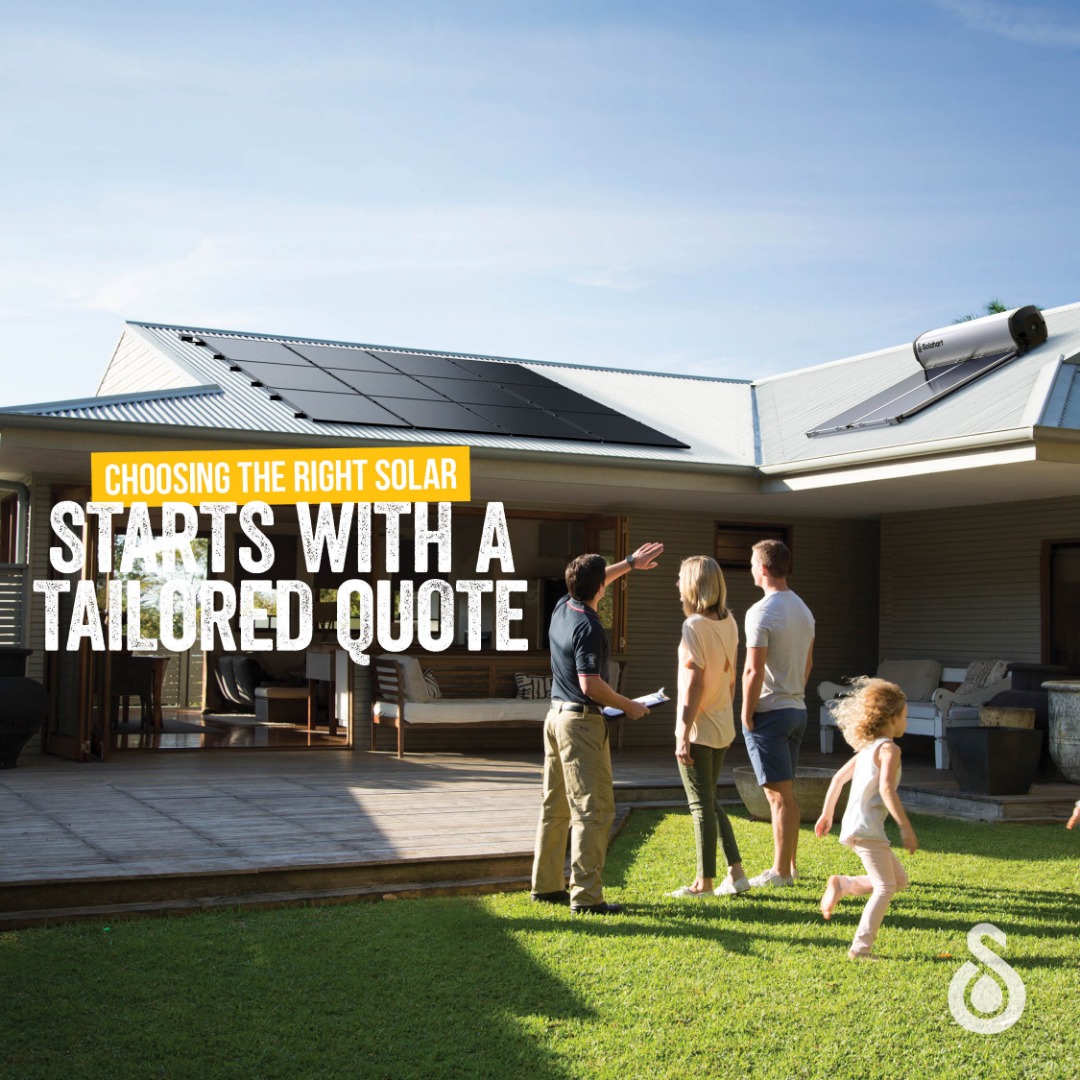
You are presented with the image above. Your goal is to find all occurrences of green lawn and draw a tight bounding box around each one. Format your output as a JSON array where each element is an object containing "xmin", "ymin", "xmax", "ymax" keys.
[{"xmin": 2, "ymin": 810, "xmax": 1078, "ymax": 1079}]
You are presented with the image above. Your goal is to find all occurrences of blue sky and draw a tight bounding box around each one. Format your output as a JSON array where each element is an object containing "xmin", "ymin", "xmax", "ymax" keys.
[{"xmin": 3, "ymin": 0, "xmax": 1079, "ymax": 405}]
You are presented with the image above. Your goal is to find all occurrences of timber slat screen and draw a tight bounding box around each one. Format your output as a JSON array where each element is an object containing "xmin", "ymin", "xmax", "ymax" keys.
[{"xmin": 0, "ymin": 564, "xmax": 27, "ymax": 646}]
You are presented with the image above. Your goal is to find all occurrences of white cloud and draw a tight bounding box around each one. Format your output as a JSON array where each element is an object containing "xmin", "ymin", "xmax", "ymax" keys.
[
  {"xmin": 0, "ymin": 191, "xmax": 836, "ymax": 320},
  {"xmin": 929, "ymin": 0, "xmax": 1080, "ymax": 48},
  {"xmin": 79, "ymin": 239, "xmax": 223, "ymax": 313}
]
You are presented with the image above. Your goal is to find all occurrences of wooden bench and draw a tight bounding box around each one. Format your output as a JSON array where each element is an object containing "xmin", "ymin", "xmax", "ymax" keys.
[
  {"xmin": 819, "ymin": 661, "xmax": 1011, "ymax": 770},
  {"xmin": 371, "ymin": 652, "xmax": 626, "ymax": 758}
]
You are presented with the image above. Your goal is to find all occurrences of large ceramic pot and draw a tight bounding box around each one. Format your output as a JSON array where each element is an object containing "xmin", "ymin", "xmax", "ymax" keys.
[
  {"xmin": 0, "ymin": 675, "xmax": 49, "ymax": 768},
  {"xmin": 1043, "ymin": 680, "xmax": 1080, "ymax": 783},
  {"xmin": 733, "ymin": 766, "xmax": 849, "ymax": 823}
]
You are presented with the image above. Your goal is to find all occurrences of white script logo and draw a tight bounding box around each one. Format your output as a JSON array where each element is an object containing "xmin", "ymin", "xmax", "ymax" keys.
[{"xmin": 948, "ymin": 922, "xmax": 1026, "ymax": 1034}]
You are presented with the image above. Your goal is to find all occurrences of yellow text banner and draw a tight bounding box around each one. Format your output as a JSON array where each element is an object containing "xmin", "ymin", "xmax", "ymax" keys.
[{"xmin": 90, "ymin": 446, "xmax": 471, "ymax": 506}]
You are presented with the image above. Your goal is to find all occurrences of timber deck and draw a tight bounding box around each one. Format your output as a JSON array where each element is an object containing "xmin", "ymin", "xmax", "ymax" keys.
[{"xmin": 1, "ymin": 744, "xmax": 1075, "ymax": 928}]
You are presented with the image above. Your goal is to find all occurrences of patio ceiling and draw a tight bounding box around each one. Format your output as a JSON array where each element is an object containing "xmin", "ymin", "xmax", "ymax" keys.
[
  {"xmin": 3, "ymin": 415, "xmax": 1080, "ymax": 521},
  {"xmin": 471, "ymin": 428, "xmax": 1080, "ymax": 517}
]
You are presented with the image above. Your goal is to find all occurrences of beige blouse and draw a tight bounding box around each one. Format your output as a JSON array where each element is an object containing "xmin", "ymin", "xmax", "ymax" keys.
[{"xmin": 677, "ymin": 613, "xmax": 738, "ymax": 749}]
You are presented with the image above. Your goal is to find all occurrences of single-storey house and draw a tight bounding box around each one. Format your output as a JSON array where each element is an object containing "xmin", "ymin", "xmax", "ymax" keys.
[{"xmin": 2, "ymin": 301, "xmax": 1079, "ymax": 762}]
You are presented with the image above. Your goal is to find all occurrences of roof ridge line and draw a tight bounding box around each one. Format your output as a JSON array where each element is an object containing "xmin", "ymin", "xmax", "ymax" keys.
[
  {"xmin": 127, "ymin": 320, "xmax": 751, "ymax": 386},
  {"xmin": 0, "ymin": 383, "xmax": 224, "ymax": 415}
]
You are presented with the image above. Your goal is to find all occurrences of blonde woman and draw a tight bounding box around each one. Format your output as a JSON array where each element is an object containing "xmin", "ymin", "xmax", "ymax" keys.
[{"xmin": 669, "ymin": 556, "xmax": 749, "ymax": 897}]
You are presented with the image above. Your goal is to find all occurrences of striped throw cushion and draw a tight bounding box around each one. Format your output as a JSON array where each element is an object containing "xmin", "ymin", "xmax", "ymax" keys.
[
  {"xmin": 515, "ymin": 673, "xmax": 552, "ymax": 700},
  {"xmin": 423, "ymin": 669, "xmax": 442, "ymax": 700}
]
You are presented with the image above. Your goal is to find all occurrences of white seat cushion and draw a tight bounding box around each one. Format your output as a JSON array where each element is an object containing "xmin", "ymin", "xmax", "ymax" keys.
[
  {"xmin": 905, "ymin": 702, "xmax": 937, "ymax": 721},
  {"xmin": 942, "ymin": 705, "xmax": 980, "ymax": 725},
  {"xmin": 373, "ymin": 698, "xmax": 549, "ymax": 725}
]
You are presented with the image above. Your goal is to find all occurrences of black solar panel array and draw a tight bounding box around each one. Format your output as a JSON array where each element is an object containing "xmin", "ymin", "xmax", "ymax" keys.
[{"xmin": 193, "ymin": 334, "xmax": 688, "ymax": 447}]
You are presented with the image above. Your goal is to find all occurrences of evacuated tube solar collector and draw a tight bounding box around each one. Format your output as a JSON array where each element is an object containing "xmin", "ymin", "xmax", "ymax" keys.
[{"xmin": 912, "ymin": 305, "xmax": 1047, "ymax": 369}]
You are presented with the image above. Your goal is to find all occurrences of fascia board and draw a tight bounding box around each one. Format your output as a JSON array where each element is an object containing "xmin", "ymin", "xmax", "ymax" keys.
[
  {"xmin": 761, "ymin": 443, "xmax": 1036, "ymax": 495},
  {"xmin": 758, "ymin": 426, "xmax": 1035, "ymax": 479}
]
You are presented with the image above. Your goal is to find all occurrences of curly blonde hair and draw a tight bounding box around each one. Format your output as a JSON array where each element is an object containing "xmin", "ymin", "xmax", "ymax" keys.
[{"xmin": 833, "ymin": 677, "xmax": 907, "ymax": 751}]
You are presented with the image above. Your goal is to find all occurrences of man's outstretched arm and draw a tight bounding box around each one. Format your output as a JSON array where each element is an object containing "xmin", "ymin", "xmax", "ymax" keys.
[{"xmin": 604, "ymin": 541, "xmax": 664, "ymax": 585}]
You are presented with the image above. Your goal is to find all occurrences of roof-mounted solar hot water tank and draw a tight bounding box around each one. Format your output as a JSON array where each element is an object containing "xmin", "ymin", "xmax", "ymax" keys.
[
  {"xmin": 806, "ymin": 305, "xmax": 1047, "ymax": 437},
  {"xmin": 912, "ymin": 305, "xmax": 1047, "ymax": 369}
]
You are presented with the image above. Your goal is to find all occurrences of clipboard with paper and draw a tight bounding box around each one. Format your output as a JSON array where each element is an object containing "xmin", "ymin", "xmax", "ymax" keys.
[{"xmin": 603, "ymin": 688, "xmax": 669, "ymax": 718}]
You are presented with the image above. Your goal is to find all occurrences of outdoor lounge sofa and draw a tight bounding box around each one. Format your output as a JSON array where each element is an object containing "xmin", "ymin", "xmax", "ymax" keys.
[
  {"xmin": 818, "ymin": 658, "xmax": 1011, "ymax": 770},
  {"xmin": 371, "ymin": 653, "xmax": 626, "ymax": 757}
]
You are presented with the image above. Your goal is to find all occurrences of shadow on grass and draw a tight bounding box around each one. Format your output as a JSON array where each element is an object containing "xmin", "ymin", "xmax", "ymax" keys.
[
  {"xmin": 518, "ymin": 795, "xmax": 1079, "ymax": 964},
  {"xmin": 505, "ymin": 876, "xmax": 1080, "ymax": 970},
  {"xmin": 603, "ymin": 807, "xmax": 669, "ymax": 888},
  {"xmin": 893, "ymin": 812, "xmax": 1080, "ymax": 861},
  {"xmin": 645, "ymin": 877, "xmax": 1080, "ymax": 945},
  {"xmin": 1, "ymin": 899, "xmax": 590, "ymax": 1080},
  {"xmin": 504, "ymin": 909, "xmax": 820, "ymax": 957},
  {"xmin": 883, "ymin": 880, "xmax": 1080, "ymax": 935}
]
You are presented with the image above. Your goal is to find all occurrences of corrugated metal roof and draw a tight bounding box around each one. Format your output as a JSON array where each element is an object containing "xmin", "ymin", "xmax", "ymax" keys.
[
  {"xmin": 1056, "ymin": 364, "xmax": 1080, "ymax": 430},
  {"xmin": 5, "ymin": 306, "xmax": 1080, "ymax": 472},
  {"xmin": 2, "ymin": 322, "xmax": 755, "ymax": 467},
  {"xmin": 754, "ymin": 302, "xmax": 1080, "ymax": 465},
  {"xmin": 1, "ymin": 384, "xmax": 232, "ymax": 426}
]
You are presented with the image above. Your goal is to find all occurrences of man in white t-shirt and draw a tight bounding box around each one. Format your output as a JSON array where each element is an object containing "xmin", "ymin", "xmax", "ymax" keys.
[{"xmin": 741, "ymin": 539, "xmax": 815, "ymax": 888}]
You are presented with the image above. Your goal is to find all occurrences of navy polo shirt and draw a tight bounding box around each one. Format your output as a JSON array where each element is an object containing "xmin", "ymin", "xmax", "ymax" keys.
[{"xmin": 548, "ymin": 595, "xmax": 609, "ymax": 704}]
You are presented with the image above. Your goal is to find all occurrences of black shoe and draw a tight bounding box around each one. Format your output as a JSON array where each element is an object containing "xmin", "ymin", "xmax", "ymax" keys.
[
  {"xmin": 531, "ymin": 890, "xmax": 571, "ymax": 905},
  {"xmin": 570, "ymin": 901, "xmax": 624, "ymax": 916}
]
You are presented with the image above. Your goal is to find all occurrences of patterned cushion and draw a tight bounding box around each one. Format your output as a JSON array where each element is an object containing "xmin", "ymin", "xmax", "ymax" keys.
[
  {"xmin": 957, "ymin": 659, "xmax": 1009, "ymax": 695},
  {"xmin": 423, "ymin": 669, "xmax": 442, "ymax": 700},
  {"xmin": 515, "ymin": 673, "xmax": 553, "ymax": 700}
]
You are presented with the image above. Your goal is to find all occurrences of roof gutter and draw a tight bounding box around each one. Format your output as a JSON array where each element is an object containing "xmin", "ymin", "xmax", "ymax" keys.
[
  {"xmin": 468, "ymin": 444, "xmax": 758, "ymax": 476},
  {"xmin": 757, "ymin": 426, "xmax": 1037, "ymax": 478},
  {"xmin": 0, "ymin": 412, "xmax": 758, "ymax": 475}
]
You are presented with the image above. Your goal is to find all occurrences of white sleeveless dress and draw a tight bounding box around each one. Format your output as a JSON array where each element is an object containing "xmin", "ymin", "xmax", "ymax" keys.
[{"xmin": 839, "ymin": 737, "xmax": 899, "ymax": 843}]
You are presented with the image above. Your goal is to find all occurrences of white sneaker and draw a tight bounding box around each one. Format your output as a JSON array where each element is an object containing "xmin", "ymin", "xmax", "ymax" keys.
[
  {"xmin": 714, "ymin": 876, "xmax": 751, "ymax": 896},
  {"xmin": 791, "ymin": 866, "xmax": 799, "ymax": 881},
  {"xmin": 748, "ymin": 868, "xmax": 794, "ymax": 888},
  {"xmin": 667, "ymin": 885, "xmax": 711, "ymax": 898}
]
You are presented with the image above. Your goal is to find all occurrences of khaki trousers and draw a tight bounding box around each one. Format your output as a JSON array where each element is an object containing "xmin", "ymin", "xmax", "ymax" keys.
[{"xmin": 531, "ymin": 708, "xmax": 615, "ymax": 907}]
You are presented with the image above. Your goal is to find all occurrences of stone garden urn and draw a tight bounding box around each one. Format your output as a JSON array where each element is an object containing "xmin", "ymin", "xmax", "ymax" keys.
[
  {"xmin": 0, "ymin": 647, "xmax": 48, "ymax": 768},
  {"xmin": 733, "ymin": 766, "xmax": 848, "ymax": 822},
  {"xmin": 1042, "ymin": 680, "xmax": 1080, "ymax": 783}
]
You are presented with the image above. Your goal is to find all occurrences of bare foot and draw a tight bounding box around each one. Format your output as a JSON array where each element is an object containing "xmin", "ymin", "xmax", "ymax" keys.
[
  {"xmin": 820, "ymin": 875, "xmax": 843, "ymax": 920},
  {"xmin": 847, "ymin": 949, "xmax": 878, "ymax": 961}
]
